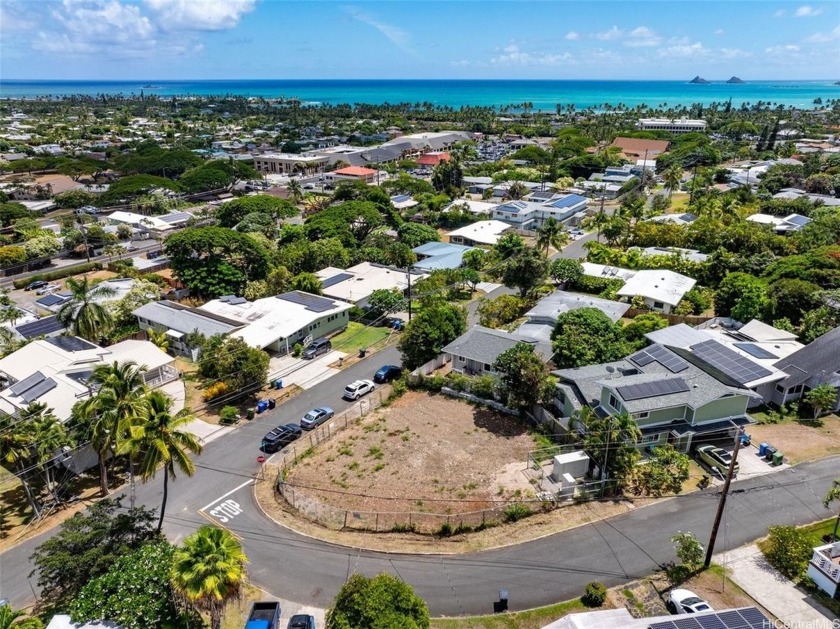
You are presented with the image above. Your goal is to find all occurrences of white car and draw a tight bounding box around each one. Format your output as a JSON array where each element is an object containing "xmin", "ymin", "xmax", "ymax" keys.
[
  {"xmin": 667, "ymin": 589, "xmax": 713, "ymax": 615},
  {"xmin": 343, "ymin": 379, "xmax": 375, "ymax": 401},
  {"xmin": 36, "ymin": 283, "xmax": 61, "ymax": 296}
]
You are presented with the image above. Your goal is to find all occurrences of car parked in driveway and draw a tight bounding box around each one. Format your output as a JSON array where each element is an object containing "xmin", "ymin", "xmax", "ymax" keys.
[
  {"xmin": 25, "ymin": 280, "xmax": 47, "ymax": 292},
  {"xmin": 261, "ymin": 423, "xmax": 302, "ymax": 453},
  {"xmin": 287, "ymin": 614, "xmax": 315, "ymax": 629},
  {"xmin": 695, "ymin": 443, "xmax": 739, "ymax": 477},
  {"xmin": 302, "ymin": 338, "xmax": 331, "ymax": 359},
  {"xmin": 666, "ymin": 588, "xmax": 713, "ymax": 614},
  {"xmin": 300, "ymin": 407, "xmax": 334, "ymax": 430},
  {"xmin": 343, "ymin": 379, "xmax": 375, "ymax": 400},
  {"xmin": 36, "ymin": 283, "xmax": 61, "ymax": 296}
]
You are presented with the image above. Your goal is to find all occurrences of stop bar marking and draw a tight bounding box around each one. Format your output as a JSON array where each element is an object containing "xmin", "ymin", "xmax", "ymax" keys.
[{"xmin": 200, "ymin": 479, "xmax": 254, "ymax": 513}]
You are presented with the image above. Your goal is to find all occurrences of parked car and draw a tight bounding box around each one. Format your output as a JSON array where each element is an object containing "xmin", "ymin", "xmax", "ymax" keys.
[
  {"xmin": 300, "ymin": 407, "xmax": 334, "ymax": 430},
  {"xmin": 261, "ymin": 423, "xmax": 302, "ymax": 453},
  {"xmin": 343, "ymin": 379, "xmax": 375, "ymax": 400},
  {"xmin": 302, "ymin": 338, "xmax": 331, "ymax": 360},
  {"xmin": 287, "ymin": 614, "xmax": 315, "ymax": 629},
  {"xmin": 24, "ymin": 280, "xmax": 48, "ymax": 292},
  {"xmin": 374, "ymin": 365, "xmax": 402, "ymax": 383},
  {"xmin": 695, "ymin": 444, "xmax": 739, "ymax": 477},
  {"xmin": 246, "ymin": 601, "xmax": 281, "ymax": 629},
  {"xmin": 666, "ymin": 589, "xmax": 713, "ymax": 615},
  {"xmin": 36, "ymin": 283, "xmax": 60, "ymax": 296}
]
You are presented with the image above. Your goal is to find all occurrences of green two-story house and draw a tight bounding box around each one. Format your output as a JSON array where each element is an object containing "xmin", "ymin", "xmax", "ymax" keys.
[{"xmin": 552, "ymin": 343, "xmax": 757, "ymax": 451}]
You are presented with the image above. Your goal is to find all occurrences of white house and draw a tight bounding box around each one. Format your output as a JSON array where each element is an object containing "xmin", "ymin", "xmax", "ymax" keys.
[
  {"xmin": 637, "ymin": 117, "xmax": 707, "ymax": 133},
  {"xmin": 490, "ymin": 194, "xmax": 588, "ymax": 230},
  {"xmin": 316, "ymin": 263, "xmax": 427, "ymax": 308},
  {"xmin": 447, "ymin": 220, "xmax": 511, "ymax": 246},
  {"xmin": 616, "ymin": 269, "xmax": 696, "ymax": 313},
  {"xmin": 746, "ymin": 212, "xmax": 811, "ymax": 233}
]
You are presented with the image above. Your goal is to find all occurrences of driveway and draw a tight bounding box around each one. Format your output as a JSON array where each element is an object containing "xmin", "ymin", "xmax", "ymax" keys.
[
  {"xmin": 268, "ymin": 350, "xmax": 347, "ymax": 390},
  {"xmin": 716, "ymin": 545, "xmax": 837, "ymax": 626},
  {"xmin": 705, "ymin": 442, "xmax": 790, "ymax": 487}
]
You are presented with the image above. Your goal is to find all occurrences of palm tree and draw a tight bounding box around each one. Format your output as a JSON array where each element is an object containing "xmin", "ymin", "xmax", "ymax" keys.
[
  {"xmin": 535, "ymin": 218, "xmax": 570, "ymax": 254},
  {"xmin": 170, "ymin": 525, "xmax": 247, "ymax": 629},
  {"xmin": 664, "ymin": 164, "xmax": 683, "ymax": 197},
  {"xmin": 102, "ymin": 243, "xmax": 126, "ymax": 263},
  {"xmin": 146, "ymin": 328, "xmax": 170, "ymax": 352},
  {"xmin": 824, "ymin": 478, "xmax": 840, "ymax": 542},
  {"xmin": 505, "ymin": 181, "xmax": 528, "ymax": 200},
  {"xmin": 121, "ymin": 390, "xmax": 202, "ymax": 532},
  {"xmin": 0, "ymin": 414, "xmax": 40, "ymax": 517},
  {"xmin": 0, "ymin": 604, "xmax": 25, "ymax": 629},
  {"xmin": 23, "ymin": 403, "xmax": 72, "ymax": 503},
  {"xmin": 286, "ymin": 178, "xmax": 303, "ymax": 203},
  {"xmin": 56, "ymin": 277, "xmax": 117, "ymax": 341}
]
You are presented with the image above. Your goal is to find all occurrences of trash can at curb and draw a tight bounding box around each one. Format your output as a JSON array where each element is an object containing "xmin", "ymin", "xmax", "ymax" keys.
[
  {"xmin": 359, "ymin": 348, "xmax": 367, "ymax": 358},
  {"xmin": 246, "ymin": 407, "xmax": 255, "ymax": 420},
  {"xmin": 772, "ymin": 451, "xmax": 784, "ymax": 466}
]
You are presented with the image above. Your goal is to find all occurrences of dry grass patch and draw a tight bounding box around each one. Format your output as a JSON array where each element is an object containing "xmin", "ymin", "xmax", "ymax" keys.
[{"xmin": 749, "ymin": 414, "xmax": 840, "ymax": 464}]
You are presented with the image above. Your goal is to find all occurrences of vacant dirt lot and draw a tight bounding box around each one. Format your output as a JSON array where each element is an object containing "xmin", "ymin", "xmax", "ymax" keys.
[
  {"xmin": 285, "ymin": 391, "xmax": 538, "ymax": 516},
  {"xmin": 749, "ymin": 414, "xmax": 840, "ymax": 464}
]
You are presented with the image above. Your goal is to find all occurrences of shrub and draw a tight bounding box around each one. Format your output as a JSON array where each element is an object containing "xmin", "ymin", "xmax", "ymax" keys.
[
  {"xmin": 470, "ymin": 375, "xmax": 497, "ymax": 400},
  {"xmin": 671, "ymin": 531, "xmax": 704, "ymax": 570},
  {"xmin": 12, "ymin": 262, "xmax": 103, "ymax": 288},
  {"xmin": 437, "ymin": 522, "xmax": 453, "ymax": 537},
  {"xmin": 763, "ymin": 525, "xmax": 813, "ymax": 581},
  {"xmin": 219, "ymin": 406, "xmax": 239, "ymax": 425},
  {"xmin": 202, "ymin": 381, "xmax": 229, "ymax": 402},
  {"xmin": 388, "ymin": 378, "xmax": 407, "ymax": 402},
  {"xmin": 292, "ymin": 342, "xmax": 302, "ymax": 358},
  {"xmin": 582, "ymin": 581, "xmax": 607, "ymax": 607},
  {"xmin": 503, "ymin": 503, "xmax": 532, "ymax": 523}
]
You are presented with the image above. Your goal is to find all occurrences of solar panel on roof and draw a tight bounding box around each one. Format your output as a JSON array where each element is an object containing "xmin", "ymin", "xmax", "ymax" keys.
[
  {"xmin": 228, "ymin": 297, "xmax": 247, "ymax": 305},
  {"xmin": 321, "ymin": 272, "xmax": 353, "ymax": 289},
  {"xmin": 10, "ymin": 371, "xmax": 45, "ymax": 396},
  {"xmin": 16, "ymin": 316, "xmax": 65, "ymax": 339},
  {"xmin": 629, "ymin": 349, "xmax": 656, "ymax": 366},
  {"xmin": 21, "ymin": 377, "xmax": 57, "ymax": 403},
  {"xmin": 37, "ymin": 294, "xmax": 67, "ymax": 307},
  {"xmin": 691, "ymin": 339, "xmax": 773, "ymax": 385},
  {"xmin": 391, "ymin": 195, "xmax": 411, "ymax": 203},
  {"xmin": 648, "ymin": 607, "xmax": 771, "ymax": 629},
  {"xmin": 277, "ymin": 291, "xmax": 336, "ymax": 313},
  {"xmin": 647, "ymin": 344, "xmax": 690, "ymax": 373},
  {"xmin": 733, "ymin": 342, "xmax": 778, "ymax": 360},
  {"xmin": 47, "ymin": 336, "xmax": 97, "ymax": 352},
  {"xmin": 616, "ymin": 378, "xmax": 690, "ymax": 401}
]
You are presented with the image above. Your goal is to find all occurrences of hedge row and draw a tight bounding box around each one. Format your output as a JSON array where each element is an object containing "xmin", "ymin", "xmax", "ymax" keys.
[{"xmin": 13, "ymin": 262, "xmax": 103, "ymax": 288}]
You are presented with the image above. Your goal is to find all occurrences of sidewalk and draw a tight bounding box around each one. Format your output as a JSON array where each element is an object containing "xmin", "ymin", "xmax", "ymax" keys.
[{"xmin": 715, "ymin": 544, "xmax": 836, "ymax": 627}]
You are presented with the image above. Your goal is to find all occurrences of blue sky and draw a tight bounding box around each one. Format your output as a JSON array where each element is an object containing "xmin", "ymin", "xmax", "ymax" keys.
[{"xmin": 1, "ymin": 1, "xmax": 838, "ymax": 80}]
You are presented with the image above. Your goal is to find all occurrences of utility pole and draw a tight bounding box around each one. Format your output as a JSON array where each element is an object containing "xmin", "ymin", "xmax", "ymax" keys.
[
  {"xmin": 406, "ymin": 267, "xmax": 413, "ymax": 322},
  {"xmin": 704, "ymin": 428, "xmax": 744, "ymax": 568}
]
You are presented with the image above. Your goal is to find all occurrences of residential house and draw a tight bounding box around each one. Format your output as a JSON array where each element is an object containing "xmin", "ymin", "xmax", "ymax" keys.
[
  {"xmin": 199, "ymin": 291, "xmax": 352, "ymax": 354},
  {"xmin": 0, "ymin": 336, "xmax": 176, "ymax": 422},
  {"xmin": 615, "ymin": 269, "xmax": 696, "ymax": 314},
  {"xmin": 553, "ymin": 343, "xmax": 757, "ymax": 452},
  {"xmin": 770, "ymin": 325, "xmax": 840, "ymax": 410},
  {"xmin": 390, "ymin": 194, "xmax": 419, "ymax": 210},
  {"xmin": 447, "ymin": 220, "xmax": 511, "ymax": 246},
  {"xmin": 773, "ymin": 188, "xmax": 840, "ymax": 207},
  {"xmin": 13, "ymin": 315, "xmax": 66, "ymax": 341},
  {"xmin": 443, "ymin": 326, "xmax": 549, "ymax": 376},
  {"xmin": 412, "ymin": 241, "xmax": 476, "ymax": 271},
  {"xmin": 806, "ymin": 540, "xmax": 840, "ymax": 600},
  {"xmin": 35, "ymin": 278, "xmax": 141, "ymax": 315},
  {"xmin": 107, "ymin": 210, "xmax": 194, "ymax": 233},
  {"xmin": 647, "ymin": 212, "xmax": 698, "ymax": 226},
  {"xmin": 490, "ymin": 194, "xmax": 589, "ymax": 230},
  {"xmin": 316, "ymin": 262, "xmax": 427, "ymax": 308},
  {"xmin": 746, "ymin": 212, "xmax": 812, "ymax": 233},
  {"xmin": 444, "ymin": 199, "xmax": 497, "ymax": 216},
  {"xmin": 541, "ymin": 606, "xmax": 771, "ymax": 629},
  {"xmin": 636, "ymin": 246, "xmax": 709, "ymax": 263},
  {"xmin": 134, "ymin": 300, "xmax": 244, "ymax": 356}
]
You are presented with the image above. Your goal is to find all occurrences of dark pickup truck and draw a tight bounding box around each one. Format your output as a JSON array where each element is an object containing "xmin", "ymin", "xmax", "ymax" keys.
[{"xmin": 245, "ymin": 601, "xmax": 281, "ymax": 629}]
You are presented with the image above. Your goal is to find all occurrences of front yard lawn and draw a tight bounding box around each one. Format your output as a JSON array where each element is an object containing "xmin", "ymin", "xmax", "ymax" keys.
[{"xmin": 329, "ymin": 321, "xmax": 392, "ymax": 355}]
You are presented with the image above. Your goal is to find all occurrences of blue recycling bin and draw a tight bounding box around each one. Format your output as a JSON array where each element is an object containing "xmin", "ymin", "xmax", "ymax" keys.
[
  {"xmin": 256, "ymin": 400, "xmax": 268, "ymax": 414},
  {"xmin": 275, "ymin": 379, "xmax": 283, "ymax": 389},
  {"xmin": 758, "ymin": 442, "xmax": 769, "ymax": 457},
  {"xmin": 741, "ymin": 433, "xmax": 751, "ymax": 447}
]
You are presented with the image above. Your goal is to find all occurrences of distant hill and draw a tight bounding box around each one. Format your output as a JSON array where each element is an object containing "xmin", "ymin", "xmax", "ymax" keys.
[
  {"xmin": 726, "ymin": 76, "xmax": 746, "ymax": 84},
  {"xmin": 689, "ymin": 76, "xmax": 711, "ymax": 84}
]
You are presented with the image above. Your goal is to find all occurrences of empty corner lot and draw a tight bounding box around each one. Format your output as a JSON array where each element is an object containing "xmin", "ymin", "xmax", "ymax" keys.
[{"xmin": 285, "ymin": 391, "xmax": 538, "ymax": 515}]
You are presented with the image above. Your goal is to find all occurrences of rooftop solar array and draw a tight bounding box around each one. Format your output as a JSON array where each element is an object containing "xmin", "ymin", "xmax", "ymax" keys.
[
  {"xmin": 733, "ymin": 342, "xmax": 778, "ymax": 360},
  {"xmin": 691, "ymin": 339, "xmax": 773, "ymax": 385},
  {"xmin": 158, "ymin": 212, "xmax": 192, "ymax": 224},
  {"xmin": 10, "ymin": 371, "xmax": 46, "ymax": 396},
  {"xmin": 277, "ymin": 291, "xmax": 336, "ymax": 313},
  {"xmin": 37, "ymin": 294, "xmax": 67, "ymax": 307},
  {"xmin": 21, "ymin": 378, "xmax": 57, "ymax": 403},
  {"xmin": 391, "ymin": 194, "xmax": 412, "ymax": 203},
  {"xmin": 47, "ymin": 336, "xmax": 97, "ymax": 352},
  {"xmin": 321, "ymin": 272, "xmax": 354, "ymax": 289},
  {"xmin": 16, "ymin": 316, "xmax": 65, "ymax": 339},
  {"xmin": 648, "ymin": 606, "xmax": 771, "ymax": 629},
  {"xmin": 616, "ymin": 378, "xmax": 690, "ymax": 401},
  {"xmin": 548, "ymin": 194, "xmax": 586, "ymax": 209},
  {"xmin": 628, "ymin": 345, "xmax": 689, "ymax": 373}
]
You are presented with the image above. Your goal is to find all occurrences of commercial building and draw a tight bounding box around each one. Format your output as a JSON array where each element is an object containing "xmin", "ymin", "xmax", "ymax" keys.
[{"xmin": 636, "ymin": 118, "xmax": 707, "ymax": 133}]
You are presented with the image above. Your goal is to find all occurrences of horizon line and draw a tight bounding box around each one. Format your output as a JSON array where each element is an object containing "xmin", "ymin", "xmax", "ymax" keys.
[{"xmin": 1, "ymin": 77, "xmax": 836, "ymax": 83}]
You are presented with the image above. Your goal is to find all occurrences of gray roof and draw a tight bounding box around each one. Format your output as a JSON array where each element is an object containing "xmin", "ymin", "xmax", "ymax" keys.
[
  {"xmin": 645, "ymin": 323, "xmax": 711, "ymax": 349},
  {"xmin": 526, "ymin": 291, "xmax": 630, "ymax": 324},
  {"xmin": 133, "ymin": 301, "xmax": 243, "ymax": 337},
  {"xmin": 774, "ymin": 325, "xmax": 840, "ymax": 388},
  {"xmin": 442, "ymin": 325, "xmax": 543, "ymax": 365}
]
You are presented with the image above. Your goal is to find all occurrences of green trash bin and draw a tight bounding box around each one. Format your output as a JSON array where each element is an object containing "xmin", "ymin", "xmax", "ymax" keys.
[
  {"xmin": 246, "ymin": 407, "xmax": 255, "ymax": 420},
  {"xmin": 772, "ymin": 451, "xmax": 784, "ymax": 466}
]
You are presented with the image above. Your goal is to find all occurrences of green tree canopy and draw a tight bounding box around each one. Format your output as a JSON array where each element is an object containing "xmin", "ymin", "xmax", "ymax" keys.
[
  {"xmin": 397, "ymin": 223, "xmax": 440, "ymax": 249},
  {"xmin": 367, "ymin": 288, "xmax": 407, "ymax": 317},
  {"xmin": 326, "ymin": 573, "xmax": 430, "ymax": 629},
  {"xmin": 216, "ymin": 195, "xmax": 297, "ymax": 228},
  {"xmin": 498, "ymin": 248, "xmax": 549, "ymax": 297},
  {"xmin": 198, "ymin": 335, "xmax": 270, "ymax": 397},
  {"xmin": 305, "ymin": 201, "xmax": 385, "ymax": 247},
  {"xmin": 397, "ymin": 303, "xmax": 467, "ymax": 370},
  {"xmin": 493, "ymin": 342, "xmax": 553, "ymax": 409},
  {"xmin": 165, "ymin": 226, "xmax": 273, "ymax": 297},
  {"xmin": 551, "ymin": 308, "xmax": 629, "ymax": 368},
  {"xmin": 714, "ymin": 272, "xmax": 767, "ymax": 321}
]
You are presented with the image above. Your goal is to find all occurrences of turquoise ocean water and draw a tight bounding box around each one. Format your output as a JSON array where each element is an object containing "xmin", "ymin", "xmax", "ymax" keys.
[{"xmin": 0, "ymin": 79, "xmax": 837, "ymax": 110}]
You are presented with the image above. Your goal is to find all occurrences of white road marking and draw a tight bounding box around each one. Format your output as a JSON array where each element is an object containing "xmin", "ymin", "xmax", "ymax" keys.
[{"xmin": 200, "ymin": 479, "xmax": 254, "ymax": 513}]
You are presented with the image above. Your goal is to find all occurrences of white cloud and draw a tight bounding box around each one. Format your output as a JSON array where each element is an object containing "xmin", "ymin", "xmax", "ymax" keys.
[
  {"xmin": 774, "ymin": 9, "xmax": 787, "ymax": 17},
  {"xmin": 719, "ymin": 47, "xmax": 752, "ymax": 59},
  {"xmin": 491, "ymin": 43, "xmax": 573, "ymax": 66},
  {"xmin": 565, "ymin": 31, "xmax": 580, "ymax": 41},
  {"xmin": 714, "ymin": 28, "xmax": 725, "ymax": 35},
  {"xmin": 595, "ymin": 26, "xmax": 623, "ymax": 41},
  {"xmin": 765, "ymin": 44, "xmax": 801, "ymax": 53},
  {"xmin": 806, "ymin": 24, "xmax": 840, "ymax": 42},
  {"xmin": 343, "ymin": 6, "xmax": 417, "ymax": 57},
  {"xmin": 624, "ymin": 26, "xmax": 662, "ymax": 47},
  {"xmin": 450, "ymin": 59, "xmax": 472, "ymax": 67},
  {"xmin": 657, "ymin": 41, "xmax": 707, "ymax": 58},
  {"xmin": 795, "ymin": 5, "xmax": 823, "ymax": 17},
  {"xmin": 144, "ymin": 0, "xmax": 255, "ymax": 31}
]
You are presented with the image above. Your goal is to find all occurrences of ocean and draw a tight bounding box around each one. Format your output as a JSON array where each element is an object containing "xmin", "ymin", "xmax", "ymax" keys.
[{"xmin": 0, "ymin": 79, "xmax": 837, "ymax": 110}]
